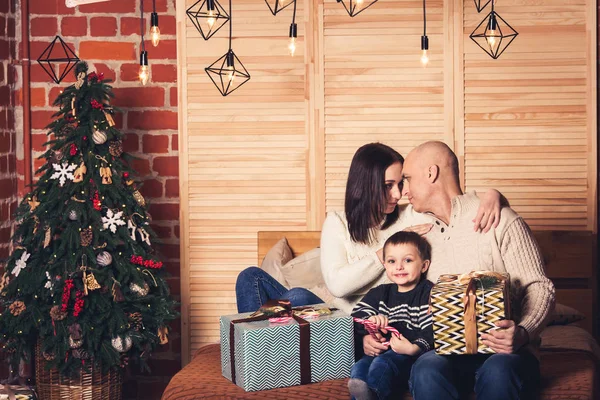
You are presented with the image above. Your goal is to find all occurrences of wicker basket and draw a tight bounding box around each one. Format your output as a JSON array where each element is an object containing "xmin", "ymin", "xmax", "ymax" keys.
[{"xmin": 35, "ymin": 343, "xmax": 122, "ymax": 400}]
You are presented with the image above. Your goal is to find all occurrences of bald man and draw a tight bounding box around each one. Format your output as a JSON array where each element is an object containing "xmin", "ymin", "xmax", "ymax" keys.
[{"xmin": 402, "ymin": 141, "xmax": 555, "ymax": 400}]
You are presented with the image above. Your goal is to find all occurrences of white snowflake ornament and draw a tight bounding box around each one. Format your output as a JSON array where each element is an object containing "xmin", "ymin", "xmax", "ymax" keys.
[
  {"xmin": 102, "ymin": 209, "xmax": 126, "ymax": 233},
  {"xmin": 12, "ymin": 251, "xmax": 30, "ymax": 277},
  {"xmin": 50, "ymin": 163, "xmax": 77, "ymax": 187}
]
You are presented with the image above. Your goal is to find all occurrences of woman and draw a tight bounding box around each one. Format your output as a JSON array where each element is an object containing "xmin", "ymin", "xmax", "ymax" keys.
[{"xmin": 235, "ymin": 143, "xmax": 501, "ymax": 314}]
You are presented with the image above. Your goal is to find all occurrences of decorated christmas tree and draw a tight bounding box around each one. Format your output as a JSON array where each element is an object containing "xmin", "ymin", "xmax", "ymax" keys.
[{"xmin": 0, "ymin": 62, "xmax": 178, "ymax": 378}]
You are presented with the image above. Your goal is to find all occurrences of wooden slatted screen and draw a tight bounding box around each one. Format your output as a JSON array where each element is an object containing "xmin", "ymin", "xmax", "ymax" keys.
[
  {"xmin": 460, "ymin": 0, "xmax": 597, "ymax": 231},
  {"xmin": 177, "ymin": 0, "xmax": 596, "ymax": 362}
]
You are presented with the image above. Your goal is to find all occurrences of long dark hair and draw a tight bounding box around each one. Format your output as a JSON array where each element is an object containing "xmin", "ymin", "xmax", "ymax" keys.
[{"xmin": 345, "ymin": 143, "xmax": 404, "ymax": 245}]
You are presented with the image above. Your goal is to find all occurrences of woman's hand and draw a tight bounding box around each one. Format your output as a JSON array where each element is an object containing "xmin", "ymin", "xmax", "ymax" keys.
[
  {"xmin": 403, "ymin": 224, "xmax": 433, "ymax": 236},
  {"xmin": 473, "ymin": 189, "xmax": 502, "ymax": 233},
  {"xmin": 363, "ymin": 333, "xmax": 388, "ymax": 357}
]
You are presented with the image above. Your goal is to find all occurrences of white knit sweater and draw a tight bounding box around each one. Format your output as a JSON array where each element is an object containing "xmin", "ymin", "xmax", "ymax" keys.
[{"xmin": 320, "ymin": 206, "xmax": 432, "ymax": 313}]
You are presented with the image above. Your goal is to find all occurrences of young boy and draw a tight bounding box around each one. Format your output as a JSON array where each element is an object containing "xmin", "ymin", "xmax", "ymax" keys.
[{"xmin": 349, "ymin": 231, "xmax": 434, "ymax": 400}]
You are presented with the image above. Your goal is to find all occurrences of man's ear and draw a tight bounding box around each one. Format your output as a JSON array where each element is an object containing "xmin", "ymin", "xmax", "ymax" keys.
[{"xmin": 427, "ymin": 165, "xmax": 439, "ymax": 183}]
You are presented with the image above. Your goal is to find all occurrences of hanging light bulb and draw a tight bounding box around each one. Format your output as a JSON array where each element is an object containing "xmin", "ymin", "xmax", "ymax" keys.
[
  {"xmin": 139, "ymin": 51, "xmax": 149, "ymax": 85},
  {"xmin": 486, "ymin": 13, "xmax": 498, "ymax": 51},
  {"xmin": 288, "ymin": 23, "xmax": 297, "ymax": 56},
  {"xmin": 225, "ymin": 51, "xmax": 235, "ymax": 82},
  {"xmin": 150, "ymin": 12, "xmax": 161, "ymax": 47},
  {"xmin": 420, "ymin": 35, "xmax": 429, "ymax": 66},
  {"xmin": 207, "ymin": 0, "xmax": 216, "ymax": 28}
]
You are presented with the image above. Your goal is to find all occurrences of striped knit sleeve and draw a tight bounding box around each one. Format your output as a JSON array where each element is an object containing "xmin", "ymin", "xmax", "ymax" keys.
[{"xmin": 500, "ymin": 217, "xmax": 556, "ymax": 340}]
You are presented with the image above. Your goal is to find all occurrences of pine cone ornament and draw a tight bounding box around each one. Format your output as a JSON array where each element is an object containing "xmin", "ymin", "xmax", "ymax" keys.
[
  {"xmin": 109, "ymin": 139, "xmax": 123, "ymax": 157},
  {"xmin": 50, "ymin": 305, "xmax": 67, "ymax": 321},
  {"xmin": 69, "ymin": 336, "xmax": 84, "ymax": 349},
  {"xmin": 96, "ymin": 251, "xmax": 113, "ymax": 267},
  {"xmin": 130, "ymin": 282, "xmax": 149, "ymax": 297},
  {"xmin": 129, "ymin": 312, "xmax": 143, "ymax": 331},
  {"xmin": 42, "ymin": 351, "xmax": 56, "ymax": 361},
  {"xmin": 80, "ymin": 228, "xmax": 93, "ymax": 247},
  {"xmin": 111, "ymin": 335, "xmax": 132, "ymax": 352},
  {"xmin": 9, "ymin": 301, "xmax": 26, "ymax": 316}
]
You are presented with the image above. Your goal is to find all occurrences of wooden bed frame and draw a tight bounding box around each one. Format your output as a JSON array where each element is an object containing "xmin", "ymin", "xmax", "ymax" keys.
[{"xmin": 258, "ymin": 230, "xmax": 597, "ymax": 335}]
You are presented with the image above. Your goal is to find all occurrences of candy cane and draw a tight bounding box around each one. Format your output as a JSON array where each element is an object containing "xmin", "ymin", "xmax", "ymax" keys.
[{"xmin": 353, "ymin": 317, "xmax": 401, "ymax": 346}]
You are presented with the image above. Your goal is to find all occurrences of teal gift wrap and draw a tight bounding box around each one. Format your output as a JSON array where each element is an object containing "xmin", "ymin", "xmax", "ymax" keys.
[{"xmin": 220, "ymin": 303, "xmax": 354, "ymax": 392}]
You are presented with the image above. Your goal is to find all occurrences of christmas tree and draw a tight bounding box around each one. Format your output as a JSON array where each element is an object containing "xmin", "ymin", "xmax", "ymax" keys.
[{"xmin": 0, "ymin": 62, "xmax": 178, "ymax": 378}]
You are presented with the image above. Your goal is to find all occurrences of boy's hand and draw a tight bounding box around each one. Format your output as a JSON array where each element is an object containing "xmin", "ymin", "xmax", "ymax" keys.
[
  {"xmin": 389, "ymin": 335, "xmax": 420, "ymax": 356},
  {"xmin": 367, "ymin": 315, "xmax": 389, "ymax": 334}
]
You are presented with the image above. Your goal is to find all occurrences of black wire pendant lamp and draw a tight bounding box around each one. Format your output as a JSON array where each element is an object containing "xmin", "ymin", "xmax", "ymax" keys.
[
  {"xmin": 265, "ymin": 0, "xmax": 295, "ymax": 15},
  {"xmin": 37, "ymin": 36, "xmax": 80, "ymax": 84},
  {"xmin": 337, "ymin": 0, "xmax": 378, "ymax": 17},
  {"xmin": 420, "ymin": 0, "xmax": 429, "ymax": 66},
  {"xmin": 186, "ymin": 0, "xmax": 230, "ymax": 40},
  {"xmin": 288, "ymin": 0, "xmax": 298, "ymax": 56},
  {"xmin": 469, "ymin": 0, "xmax": 518, "ymax": 59},
  {"xmin": 139, "ymin": 0, "xmax": 149, "ymax": 85},
  {"xmin": 205, "ymin": 0, "xmax": 250, "ymax": 96}
]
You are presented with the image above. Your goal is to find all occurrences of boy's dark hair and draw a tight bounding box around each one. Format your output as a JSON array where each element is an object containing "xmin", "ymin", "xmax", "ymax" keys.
[{"xmin": 383, "ymin": 231, "xmax": 431, "ymax": 261}]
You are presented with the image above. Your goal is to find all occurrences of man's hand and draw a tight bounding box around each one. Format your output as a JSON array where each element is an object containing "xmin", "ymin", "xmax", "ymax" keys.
[
  {"xmin": 480, "ymin": 320, "xmax": 529, "ymax": 354},
  {"xmin": 389, "ymin": 334, "xmax": 420, "ymax": 356},
  {"xmin": 363, "ymin": 333, "xmax": 388, "ymax": 357}
]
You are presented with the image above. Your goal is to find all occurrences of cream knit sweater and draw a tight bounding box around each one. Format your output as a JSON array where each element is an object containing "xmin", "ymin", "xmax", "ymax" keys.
[
  {"xmin": 320, "ymin": 192, "xmax": 555, "ymax": 340},
  {"xmin": 424, "ymin": 192, "xmax": 555, "ymax": 339}
]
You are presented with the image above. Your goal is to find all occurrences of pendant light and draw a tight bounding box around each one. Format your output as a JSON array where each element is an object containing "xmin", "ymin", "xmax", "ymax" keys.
[
  {"xmin": 139, "ymin": 0, "xmax": 149, "ymax": 85},
  {"xmin": 420, "ymin": 0, "xmax": 429, "ymax": 66},
  {"xmin": 37, "ymin": 36, "xmax": 80, "ymax": 84},
  {"xmin": 469, "ymin": 0, "xmax": 518, "ymax": 59},
  {"xmin": 186, "ymin": 0, "xmax": 230, "ymax": 40},
  {"xmin": 265, "ymin": 0, "xmax": 295, "ymax": 15},
  {"xmin": 205, "ymin": 0, "xmax": 250, "ymax": 96},
  {"xmin": 288, "ymin": 0, "xmax": 297, "ymax": 56},
  {"xmin": 150, "ymin": 0, "xmax": 161, "ymax": 47}
]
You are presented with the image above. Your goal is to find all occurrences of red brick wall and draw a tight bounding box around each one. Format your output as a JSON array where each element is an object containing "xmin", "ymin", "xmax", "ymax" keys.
[{"xmin": 11, "ymin": 0, "xmax": 181, "ymax": 398}]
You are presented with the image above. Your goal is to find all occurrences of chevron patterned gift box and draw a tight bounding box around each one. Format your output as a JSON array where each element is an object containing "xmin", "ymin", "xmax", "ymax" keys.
[
  {"xmin": 220, "ymin": 304, "xmax": 354, "ymax": 392},
  {"xmin": 431, "ymin": 271, "xmax": 511, "ymax": 355}
]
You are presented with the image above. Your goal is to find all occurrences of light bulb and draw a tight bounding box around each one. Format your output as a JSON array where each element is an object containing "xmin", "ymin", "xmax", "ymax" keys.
[
  {"xmin": 207, "ymin": 10, "xmax": 216, "ymax": 28},
  {"xmin": 487, "ymin": 30, "xmax": 497, "ymax": 50},
  {"xmin": 226, "ymin": 65, "xmax": 235, "ymax": 82},
  {"xmin": 139, "ymin": 65, "xmax": 149, "ymax": 85},
  {"xmin": 150, "ymin": 26, "xmax": 161, "ymax": 47},
  {"xmin": 420, "ymin": 49, "xmax": 429, "ymax": 66},
  {"xmin": 288, "ymin": 37, "xmax": 296, "ymax": 57}
]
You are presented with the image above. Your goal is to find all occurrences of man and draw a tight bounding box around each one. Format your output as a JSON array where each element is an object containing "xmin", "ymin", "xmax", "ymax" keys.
[{"xmin": 401, "ymin": 141, "xmax": 555, "ymax": 400}]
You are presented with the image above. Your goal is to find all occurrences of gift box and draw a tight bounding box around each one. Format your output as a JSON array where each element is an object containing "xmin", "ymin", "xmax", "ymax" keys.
[
  {"xmin": 0, "ymin": 385, "xmax": 36, "ymax": 400},
  {"xmin": 220, "ymin": 301, "xmax": 354, "ymax": 392},
  {"xmin": 430, "ymin": 271, "xmax": 511, "ymax": 355}
]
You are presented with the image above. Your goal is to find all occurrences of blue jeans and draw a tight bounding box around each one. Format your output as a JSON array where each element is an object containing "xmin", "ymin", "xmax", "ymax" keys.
[
  {"xmin": 351, "ymin": 350, "xmax": 415, "ymax": 400},
  {"xmin": 409, "ymin": 350, "xmax": 540, "ymax": 400},
  {"xmin": 235, "ymin": 267, "xmax": 324, "ymax": 313}
]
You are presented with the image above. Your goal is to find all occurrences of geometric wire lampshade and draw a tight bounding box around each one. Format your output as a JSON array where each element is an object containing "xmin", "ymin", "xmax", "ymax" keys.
[
  {"xmin": 36, "ymin": 36, "xmax": 80, "ymax": 84},
  {"xmin": 186, "ymin": 0, "xmax": 230, "ymax": 40},
  {"xmin": 265, "ymin": 0, "xmax": 295, "ymax": 15},
  {"xmin": 469, "ymin": 11, "xmax": 518, "ymax": 59},
  {"xmin": 336, "ymin": 0, "xmax": 378, "ymax": 17},
  {"xmin": 474, "ymin": 0, "xmax": 491, "ymax": 13},
  {"xmin": 205, "ymin": 50, "xmax": 251, "ymax": 96}
]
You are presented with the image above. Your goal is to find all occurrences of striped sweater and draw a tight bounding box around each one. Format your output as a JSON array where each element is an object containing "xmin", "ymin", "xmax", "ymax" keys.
[{"xmin": 351, "ymin": 279, "xmax": 434, "ymax": 354}]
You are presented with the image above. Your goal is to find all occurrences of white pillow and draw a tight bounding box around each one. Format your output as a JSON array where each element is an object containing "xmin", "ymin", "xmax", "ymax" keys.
[{"xmin": 280, "ymin": 247, "xmax": 324, "ymax": 289}]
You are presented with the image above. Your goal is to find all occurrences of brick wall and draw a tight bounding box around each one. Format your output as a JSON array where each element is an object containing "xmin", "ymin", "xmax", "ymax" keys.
[{"xmin": 8, "ymin": 0, "xmax": 181, "ymax": 398}]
